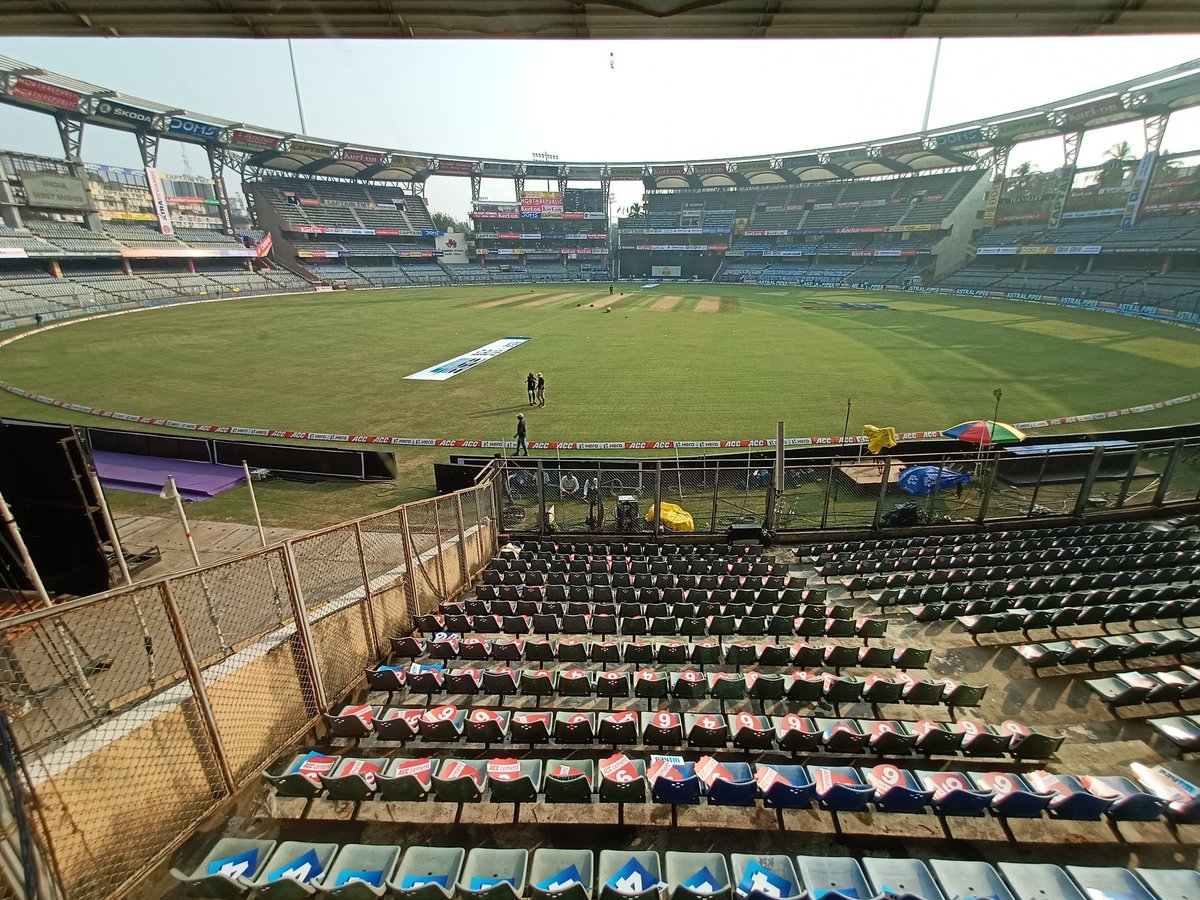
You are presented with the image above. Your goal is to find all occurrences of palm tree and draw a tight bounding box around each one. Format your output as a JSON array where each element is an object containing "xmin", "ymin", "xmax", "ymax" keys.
[
  {"xmin": 1011, "ymin": 161, "xmax": 1035, "ymax": 178},
  {"xmin": 1098, "ymin": 140, "xmax": 1135, "ymax": 188},
  {"xmin": 628, "ymin": 201, "xmax": 642, "ymax": 219}
]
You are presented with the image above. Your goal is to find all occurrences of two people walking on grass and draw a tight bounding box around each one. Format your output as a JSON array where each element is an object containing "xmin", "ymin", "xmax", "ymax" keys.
[{"xmin": 523, "ymin": 372, "xmax": 547, "ymax": 407}]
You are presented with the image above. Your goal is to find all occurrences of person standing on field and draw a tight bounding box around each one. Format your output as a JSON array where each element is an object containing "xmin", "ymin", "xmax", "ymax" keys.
[
  {"xmin": 536, "ymin": 372, "xmax": 546, "ymax": 407},
  {"xmin": 514, "ymin": 413, "xmax": 529, "ymax": 456},
  {"xmin": 526, "ymin": 372, "xmax": 536, "ymax": 406}
]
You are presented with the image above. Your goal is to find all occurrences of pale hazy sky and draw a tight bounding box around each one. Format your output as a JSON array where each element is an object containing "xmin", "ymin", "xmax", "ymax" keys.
[{"xmin": 1, "ymin": 36, "xmax": 1199, "ymax": 219}]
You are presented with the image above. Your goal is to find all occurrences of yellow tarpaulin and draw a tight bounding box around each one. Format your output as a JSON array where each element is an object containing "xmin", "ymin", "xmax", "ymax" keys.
[
  {"xmin": 863, "ymin": 424, "xmax": 898, "ymax": 455},
  {"xmin": 645, "ymin": 502, "xmax": 695, "ymax": 532}
]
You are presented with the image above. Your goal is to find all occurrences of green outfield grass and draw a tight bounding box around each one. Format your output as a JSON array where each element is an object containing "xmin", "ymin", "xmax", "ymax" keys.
[{"xmin": 1, "ymin": 282, "xmax": 1197, "ymax": 526}]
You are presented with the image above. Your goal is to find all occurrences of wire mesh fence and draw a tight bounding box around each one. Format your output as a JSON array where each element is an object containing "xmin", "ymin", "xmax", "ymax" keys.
[{"xmin": 0, "ymin": 475, "xmax": 500, "ymax": 900}]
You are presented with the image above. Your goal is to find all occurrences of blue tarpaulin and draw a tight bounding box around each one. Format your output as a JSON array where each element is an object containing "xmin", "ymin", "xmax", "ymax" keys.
[{"xmin": 898, "ymin": 466, "xmax": 971, "ymax": 496}]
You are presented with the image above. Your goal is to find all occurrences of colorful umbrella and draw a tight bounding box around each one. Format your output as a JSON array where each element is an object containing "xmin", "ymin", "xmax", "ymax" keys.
[{"xmin": 942, "ymin": 420, "xmax": 1027, "ymax": 445}]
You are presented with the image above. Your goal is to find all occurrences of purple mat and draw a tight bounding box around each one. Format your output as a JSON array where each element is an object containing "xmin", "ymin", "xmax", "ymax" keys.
[{"xmin": 93, "ymin": 450, "xmax": 245, "ymax": 502}]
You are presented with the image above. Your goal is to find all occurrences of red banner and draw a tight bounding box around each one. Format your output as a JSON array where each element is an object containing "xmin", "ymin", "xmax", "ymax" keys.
[
  {"xmin": 229, "ymin": 129, "xmax": 281, "ymax": 150},
  {"xmin": 11, "ymin": 77, "xmax": 81, "ymax": 111},
  {"xmin": 437, "ymin": 159, "xmax": 475, "ymax": 175}
]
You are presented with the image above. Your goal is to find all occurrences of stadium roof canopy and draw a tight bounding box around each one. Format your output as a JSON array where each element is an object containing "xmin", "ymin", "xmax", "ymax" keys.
[
  {"xmin": 3, "ymin": 0, "xmax": 1200, "ymax": 39},
  {"xmin": 4, "ymin": 53, "xmax": 1200, "ymax": 188}
]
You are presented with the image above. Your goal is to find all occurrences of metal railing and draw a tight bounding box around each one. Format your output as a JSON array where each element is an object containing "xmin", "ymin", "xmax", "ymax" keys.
[
  {"xmin": 498, "ymin": 437, "xmax": 1200, "ymax": 537},
  {"xmin": 0, "ymin": 476, "xmax": 499, "ymax": 900}
]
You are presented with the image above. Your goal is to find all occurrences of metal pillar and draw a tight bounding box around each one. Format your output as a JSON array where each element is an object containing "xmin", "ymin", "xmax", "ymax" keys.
[
  {"xmin": 1115, "ymin": 447, "xmax": 1143, "ymax": 509},
  {"xmin": 159, "ymin": 582, "xmax": 236, "ymax": 794},
  {"xmin": 281, "ymin": 541, "xmax": 328, "ymax": 711},
  {"xmin": 1047, "ymin": 131, "xmax": 1082, "ymax": 229},
  {"xmin": 53, "ymin": 114, "xmax": 84, "ymax": 161},
  {"xmin": 454, "ymin": 495, "xmax": 471, "ymax": 588},
  {"xmin": 536, "ymin": 460, "xmax": 547, "ymax": 537},
  {"xmin": 205, "ymin": 143, "xmax": 236, "ymax": 234},
  {"xmin": 1122, "ymin": 117, "xmax": 1167, "ymax": 228},
  {"xmin": 470, "ymin": 175, "xmax": 481, "ymax": 202},
  {"xmin": 397, "ymin": 507, "xmax": 422, "ymax": 622},
  {"xmin": 872, "ymin": 458, "xmax": 892, "ymax": 529},
  {"xmin": 653, "ymin": 463, "xmax": 663, "ymax": 540},
  {"xmin": 431, "ymin": 503, "xmax": 449, "ymax": 601},
  {"xmin": 1153, "ymin": 439, "xmax": 1185, "ymax": 506},
  {"xmin": 136, "ymin": 131, "xmax": 159, "ymax": 169},
  {"xmin": 557, "ymin": 176, "xmax": 568, "ymax": 196},
  {"xmin": 514, "ymin": 175, "xmax": 525, "ymax": 196},
  {"xmin": 352, "ymin": 523, "xmax": 380, "ymax": 658},
  {"xmin": 0, "ymin": 165, "xmax": 25, "ymax": 228},
  {"xmin": 1073, "ymin": 448, "xmax": 1107, "ymax": 518}
]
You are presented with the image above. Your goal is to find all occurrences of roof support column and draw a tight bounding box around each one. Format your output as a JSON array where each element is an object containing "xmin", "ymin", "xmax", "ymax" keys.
[
  {"xmin": 1121, "ymin": 113, "xmax": 1169, "ymax": 227},
  {"xmin": 206, "ymin": 143, "xmax": 236, "ymax": 235},
  {"xmin": 1047, "ymin": 130, "xmax": 1082, "ymax": 229}
]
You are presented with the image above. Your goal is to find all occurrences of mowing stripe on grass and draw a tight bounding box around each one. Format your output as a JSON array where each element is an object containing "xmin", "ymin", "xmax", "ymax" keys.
[
  {"xmin": 650, "ymin": 296, "xmax": 682, "ymax": 312},
  {"xmin": 473, "ymin": 293, "xmax": 545, "ymax": 309},
  {"xmin": 695, "ymin": 297, "xmax": 721, "ymax": 313},
  {"xmin": 521, "ymin": 292, "xmax": 582, "ymax": 308}
]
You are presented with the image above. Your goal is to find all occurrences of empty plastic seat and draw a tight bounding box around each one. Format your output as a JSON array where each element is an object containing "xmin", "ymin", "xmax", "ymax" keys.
[
  {"xmin": 389, "ymin": 846, "xmax": 466, "ymax": 900},
  {"xmin": 265, "ymin": 751, "xmax": 340, "ymax": 798},
  {"xmin": 665, "ymin": 851, "xmax": 731, "ymax": 900},
  {"xmin": 529, "ymin": 849, "xmax": 593, "ymax": 900},
  {"xmin": 928, "ymin": 859, "xmax": 1014, "ymax": 900},
  {"xmin": 1066, "ymin": 867, "xmax": 1155, "ymax": 900},
  {"xmin": 460, "ymin": 848, "xmax": 530, "ymax": 900},
  {"xmin": 317, "ymin": 843, "xmax": 401, "ymax": 899},
  {"xmin": 433, "ymin": 758, "xmax": 485, "ymax": 803},
  {"xmin": 810, "ymin": 765, "xmax": 873, "ymax": 812},
  {"xmin": 1135, "ymin": 867, "xmax": 1200, "ymax": 900},
  {"xmin": 863, "ymin": 858, "xmax": 947, "ymax": 900},
  {"xmin": 598, "ymin": 753, "xmax": 648, "ymax": 804},
  {"xmin": 862, "ymin": 763, "xmax": 933, "ymax": 813},
  {"xmin": 377, "ymin": 758, "xmax": 435, "ymax": 802},
  {"xmin": 597, "ymin": 850, "xmax": 661, "ymax": 900},
  {"xmin": 794, "ymin": 855, "xmax": 872, "ymax": 900},
  {"xmin": 729, "ymin": 854, "xmax": 801, "ymax": 900},
  {"xmin": 248, "ymin": 840, "xmax": 339, "ymax": 898},
  {"xmin": 917, "ymin": 769, "xmax": 993, "ymax": 817},
  {"xmin": 544, "ymin": 758, "xmax": 596, "ymax": 803},
  {"xmin": 487, "ymin": 758, "xmax": 543, "ymax": 803},
  {"xmin": 170, "ymin": 838, "xmax": 276, "ymax": 898}
]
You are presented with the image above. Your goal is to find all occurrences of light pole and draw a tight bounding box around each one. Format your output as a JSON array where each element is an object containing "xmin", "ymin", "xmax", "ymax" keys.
[{"xmin": 531, "ymin": 151, "xmax": 559, "ymax": 191}]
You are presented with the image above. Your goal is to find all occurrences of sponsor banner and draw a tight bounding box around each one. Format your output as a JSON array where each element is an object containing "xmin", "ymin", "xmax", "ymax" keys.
[
  {"xmin": 228, "ymin": 129, "xmax": 281, "ymax": 151},
  {"xmin": 296, "ymin": 197, "xmax": 321, "ymax": 207},
  {"xmin": 435, "ymin": 159, "xmax": 475, "ymax": 175},
  {"xmin": 993, "ymin": 113, "xmax": 1055, "ymax": 142},
  {"xmin": 389, "ymin": 154, "xmax": 428, "ymax": 170},
  {"xmin": 10, "ymin": 77, "xmax": 82, "ymax": 111},
  {"xmin": 479, "ymin": 162, "xmax": 519, "ymax": 176},
  {"xmin": 825, "ymin": 149, "xmax": 859, "ymax": 164},
  {"xmin": 1052, "ymin": 244, "xmax": 1102, "ymax": 255},
  {"xmin": 562, "ymin": 212, "xmax": 584, "ymax": 220},
  {"xmin": 567, "ymin": 165, "xmax": 603, "ymax": 179},
  {"xmin": 1060, "ymin": 208, "xmax": 1123, "ymax": 219},
  {"xmin": 288, "ymin": 140, "xmax": 336, "ymax": 158},
  {"xmin": 406, "ymin": 337, "xmax": 530, "ymax": 381},
  {"xmin": 736, "ymin": 159, "xmax": 774, "ymax": 173},
  {"xmin": 651, "ymin": 165, "xmax": 685, "ymax": 177},
  {"xmin": 93, "ymin": 99, "xmax": 155, "ymax": 129},
  {"xmin": 743, "ymin": 230, "xmax": 789, "ymax": 237},
  {"xmin": 623, "ymin": 227, "xmax": 702, "ymax": 235},
  {"xmin": 976, "ymin": 246, "xmax": 1018, "ymax": 255},
  {"xmin": 520, "ymin": 191, "xmax": 564, "ymax": 215},
  {"xmin": 21, "ymin": 171, "xmax": 89, "ymax": 210},
  {"xmin": 981, "ymin": 178, "xmax": 1003, "ymax": 228},
  {"xmin": 995, "ymin": 213, "xmax": 1051, "ymax": 223},
  {"xmin": 99, "ymin": 211, "xmax": 156, "ymax": 222},
  {"xmin": 436, "ymin": 233, "xmax": 467, "ymax": 264},
  {"xmin": 119, "ymin": 246, "xmax": 258, "ymax": 259},
  {"xmin": 1057, "ymin": 96, "xmax": 1125, "ymax": 125},
  {"xmin": 881, "ymin": 138, "xmax": 925, "ymax": 157},
  {"xmin": 524, "ymin": 164, "xmax": 558, "ymax": 177},
  {"xmin": 144, "ymin": 167, "xmax": 175, "ymax": 235},
  {"xmin": 1121, "ymin": 150, "xmax": 1158, "ymax": 227},
  {"xmin": 651, "ymin": 265, "xmax": 682, "ymax": 278},
  {"xmin": 1147, "ymin": 200, "xmax": 1200, "ymax": 213},
  {"xmin": 166, "ymin": 116, "xmax": 220, "ymax": 141},
  {"xmin": 342, "ymin": 148, "xmax": 384, "ymax": 165},
  {"xmin": 783, "ymin": 154, "xmax": 820, "ymax": 169},
  {"xmin": 693, "ymin": 163, "xmax": 727, "ymax": 175},
  {"xmin": 255, "ymin": 233, "xmax": 273, "ymax": 257},
  {"xmin": 934, "ymin": 127, "xmax": 986, "ymax": 150},
  {"xmin": 421, "ymin": 229, "xmax": 444, "ymax": 237},
  {"xmin": 0, "ymin": 248, "xmax": 28, "ymax": 259},
  {"xmin": 608, "ymin": 166, "xmax": 644, "ymax": 178},
  {"xmin": 298, "ymin": 250, "xmax": 340, "ymax": 259}
]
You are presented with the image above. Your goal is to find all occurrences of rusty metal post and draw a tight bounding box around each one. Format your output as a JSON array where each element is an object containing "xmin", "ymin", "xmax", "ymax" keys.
[
  {"xmin": 159, "ymin": 581, "xmax": 236, "ymax": 794},
  {"xmin": 431, "ymin": 501, "xmax": 449, "ymax": 601},
  {"xmin": 281, "ymin": 540, "xmax": 328, "ymax": 711},
  {"xmin": 454, "ymin": 494, "xmax": 470, "ymax": 588},
  {"xmin": 398, "ymin": 507, "xmax": 422, "ymax": 620},
  {"xmin": 352, "ymin": 522, "xmax": 380, "ymax": 658}
]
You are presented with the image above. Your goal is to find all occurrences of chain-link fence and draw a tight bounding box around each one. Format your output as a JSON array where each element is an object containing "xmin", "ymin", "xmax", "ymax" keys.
[{"xmin": 0, "ymin": 475, "xmax": 498, "ymax": 900}]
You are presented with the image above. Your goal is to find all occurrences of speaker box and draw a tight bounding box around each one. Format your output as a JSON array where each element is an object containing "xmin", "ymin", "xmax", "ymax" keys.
[{"xmin": 727, "ymin": 523, "xmax": 763, "ymax": 544}]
